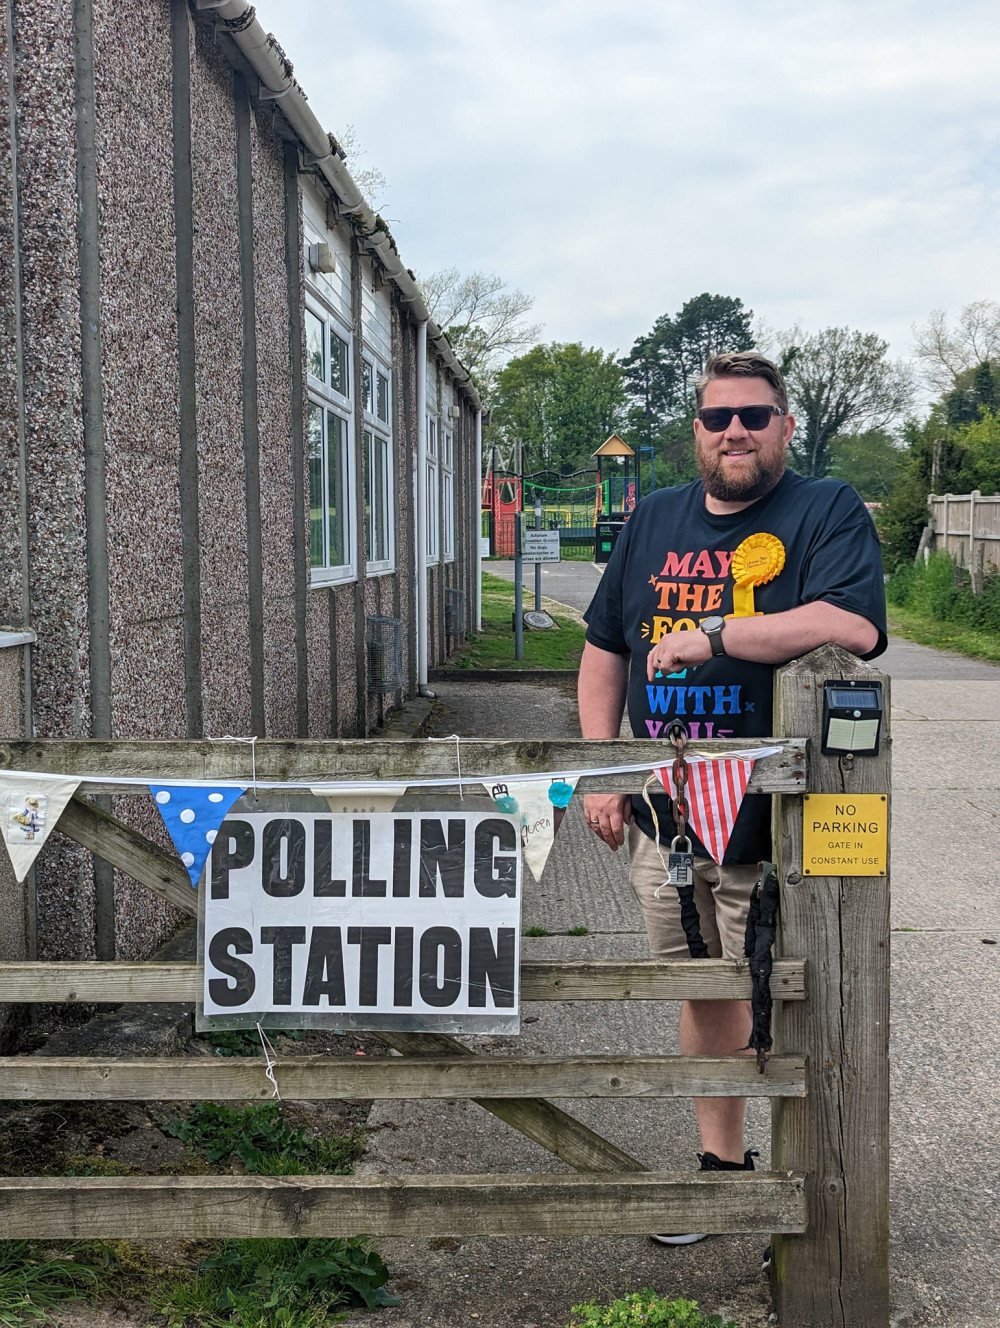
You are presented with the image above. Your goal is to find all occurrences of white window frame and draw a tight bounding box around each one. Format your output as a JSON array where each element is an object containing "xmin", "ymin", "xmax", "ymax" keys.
[
  {"xmin": 442, "ymin": 425, "xmax": 455, "ymax": 562},
  {"xmin": 425, "ymin": 413, "xmax": 440, "ymax": 563},
  {"xmin": 306, "ymin": 294, "xmax": 356, "ymax": 586},
  {"xmin": 363, "ymin": 353, "xmax": 395, "ymax": 575}
]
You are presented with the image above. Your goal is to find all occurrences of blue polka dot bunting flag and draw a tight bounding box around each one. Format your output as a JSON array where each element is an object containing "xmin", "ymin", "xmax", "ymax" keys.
[{"xmin": 150, "ymin": 784, "xmax": 247, "ymax": 887}]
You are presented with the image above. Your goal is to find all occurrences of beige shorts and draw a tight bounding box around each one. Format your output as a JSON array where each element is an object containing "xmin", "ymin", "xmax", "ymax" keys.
[{"xmin": 627, "ymin": 823, "xmax": 761, "ymax": 962}]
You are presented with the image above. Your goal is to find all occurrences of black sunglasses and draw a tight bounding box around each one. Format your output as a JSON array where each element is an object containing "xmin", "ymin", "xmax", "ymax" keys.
[{"xmin": 696, "ymin": 405, "xmax": 786, "ymax": 432}]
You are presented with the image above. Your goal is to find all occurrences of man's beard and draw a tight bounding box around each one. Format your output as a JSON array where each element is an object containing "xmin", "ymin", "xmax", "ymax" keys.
[{"xmin": 696, "ymin": 443, "xmax": 785, "ymax": 504}]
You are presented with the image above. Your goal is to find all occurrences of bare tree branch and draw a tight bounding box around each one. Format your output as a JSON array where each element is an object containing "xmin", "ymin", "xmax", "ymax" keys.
[
  {"xmin": 417, "ymin": 268, "xmax": 541, "ymax": 393},
  {"xmin": 912, "ymin": 302, "xmax": 1000, "ymax": 393},
  {"xmin": 335, "ymin": 124, "xmax": 389, "ymax": 213}
]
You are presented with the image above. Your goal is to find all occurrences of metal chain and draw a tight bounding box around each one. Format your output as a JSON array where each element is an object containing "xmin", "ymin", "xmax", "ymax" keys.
[{"xmin": 666, "ymin": 721, "xmax": 690, "ymax": 848}]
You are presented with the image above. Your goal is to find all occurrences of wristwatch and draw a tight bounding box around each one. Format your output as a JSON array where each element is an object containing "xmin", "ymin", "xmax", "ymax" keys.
[{"xmin": 700, "ymin": 615, "xmax": 727, "ymax": 657}]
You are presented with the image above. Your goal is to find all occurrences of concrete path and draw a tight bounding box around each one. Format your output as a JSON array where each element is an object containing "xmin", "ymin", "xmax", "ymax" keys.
[{"xmin": 356, "ymin": 571, "xmax": 1000, "ymax": 1327}]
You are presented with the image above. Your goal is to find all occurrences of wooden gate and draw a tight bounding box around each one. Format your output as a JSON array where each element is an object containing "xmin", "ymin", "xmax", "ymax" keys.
[{"xmin": 0, "ymin": 645, "xmax": 889, "ymax": 1328}]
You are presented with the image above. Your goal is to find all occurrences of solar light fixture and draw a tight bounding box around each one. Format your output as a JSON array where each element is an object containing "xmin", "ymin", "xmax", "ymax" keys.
[{"xmin": 821, "ymin": 679, "xmax": 884, "ymax": 756}]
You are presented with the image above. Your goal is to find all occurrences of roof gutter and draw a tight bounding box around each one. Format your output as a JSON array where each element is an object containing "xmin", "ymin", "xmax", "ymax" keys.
[{"xmin": 196, "ymin": 0, "xmax": 481, "ymax": 410}]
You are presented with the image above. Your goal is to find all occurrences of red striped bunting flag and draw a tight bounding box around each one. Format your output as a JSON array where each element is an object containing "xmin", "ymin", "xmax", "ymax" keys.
[{"xmin": 654, "ymin": 757, "xmax": 756, "ymax": 864}]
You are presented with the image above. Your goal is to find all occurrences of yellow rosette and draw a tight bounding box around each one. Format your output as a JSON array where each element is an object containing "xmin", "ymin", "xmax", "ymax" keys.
[{"xmin": 730, "ymin": 533, "xmax": 786, "ymax": 617}]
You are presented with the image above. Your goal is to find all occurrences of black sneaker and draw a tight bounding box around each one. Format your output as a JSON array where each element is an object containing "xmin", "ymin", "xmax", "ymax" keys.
[{"xmin": 651, "ymin": 1150, "xmax": 757, "ymax": 1246}]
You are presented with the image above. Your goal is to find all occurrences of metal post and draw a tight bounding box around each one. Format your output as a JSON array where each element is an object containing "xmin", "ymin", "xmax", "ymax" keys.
[
  {"xmin": 513, "ymin": 509, "xmax": 523, "ymax": 661},
  {"xmin": 534, "ymin": 496, "xmax": 542, "ymax": 611},
  {"xmin": 513, "ymin": 440, "xmax": 524, "ymax": 660},
  {"xmin": 490, "ymin": 443, "xmax": 498, "ymax": 558}
]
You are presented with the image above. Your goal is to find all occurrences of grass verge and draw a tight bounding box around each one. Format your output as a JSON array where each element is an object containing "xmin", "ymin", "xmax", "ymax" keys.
[
  {"xmin": 0, "ymin": 1242, "xmax": 95, "ymax": 1326},
  {"xmin": 0, "ymin": 1094, "xmax": 395, "ymax": 1324},
  {"xmin": 449, "ymin": 572, "xmax": 586, "ymax": 670},
  {"xmin": 887, "ymin": 606, "xmax": 1000, "ymax": 663}
]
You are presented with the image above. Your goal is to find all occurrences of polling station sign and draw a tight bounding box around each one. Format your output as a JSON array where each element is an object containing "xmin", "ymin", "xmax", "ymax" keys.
[{"xmin": 199, "ymin": 810, "xmax": 522, "ymax": 1034}]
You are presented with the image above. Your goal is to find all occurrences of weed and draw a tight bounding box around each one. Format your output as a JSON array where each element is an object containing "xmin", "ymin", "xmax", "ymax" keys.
[
  {"xmin": 63, "ymin": 1154, "xmax": 139, "ymax": 1177},
  {"xmin": 567, "ymin": 1290, "xmax": 737, "ymax": 1327},
  {"xmin": 150, "ymin": 1237, "xmax": 399, "ymax": 1327},
  {"xmin": 0, "ymin": 1241, "xmax": 96, "ymax": 1326},
  {"xmin": 70, "ymin": 1239, "xmax": 167, "ymax": 1300},
  {"xmin": 524, "ymin": 926, "xmax": 551, "ymax": 937},
  {"xmin": 163, "ymin": 1102, "xmax": 364, "ymax": 1176},
  {"xmin": 565, "ymin": 926, "xmax": 589, "ymax": 936},
  {"xmin": 200, "ymin": 1028, "xmax": 306, "ymax": 1058}
]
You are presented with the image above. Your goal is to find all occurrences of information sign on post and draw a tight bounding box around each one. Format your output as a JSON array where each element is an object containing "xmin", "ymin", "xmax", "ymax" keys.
[
  {"xmin": 522, "ymin": 530, "xmax": 561, "ymax": 563},
  {"xmin": 801, "ymin": 793, "xmax": 888, "ymax": 876},
  {"xmin": 200, "ymin": 810, "xmax": 522, "ymax": 1034}
]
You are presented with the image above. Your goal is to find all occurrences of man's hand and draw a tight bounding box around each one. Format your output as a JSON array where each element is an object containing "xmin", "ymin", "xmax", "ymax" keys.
[
  {"xmin": 646, "ymin": 628, "xmax": 711, "ymax": 680},
  {"xmin": 584, "ymin": 793, "xmax": 632, "ymax": 850}
]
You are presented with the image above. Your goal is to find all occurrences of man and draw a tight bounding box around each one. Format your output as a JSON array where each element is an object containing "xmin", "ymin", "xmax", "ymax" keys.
[{"xmin": 579, "ymin": 351, "xmax": 886, "ymax": 1243}]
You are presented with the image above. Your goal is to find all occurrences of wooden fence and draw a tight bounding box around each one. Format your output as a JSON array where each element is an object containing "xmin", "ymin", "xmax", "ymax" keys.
[
  {"xmin": 0, "ymin": 644, "xmax": 889, "ymax": 1328},
  {"xmin": 927, "ymin": 489, "xmax": 1000, "ymax": 587}
]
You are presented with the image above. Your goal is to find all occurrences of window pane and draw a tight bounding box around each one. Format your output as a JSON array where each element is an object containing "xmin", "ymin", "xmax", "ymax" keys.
[
  {"xmin": 330, "ymin": 331, "xmax": 349, "ymax": 397},
  {"xmin": 327, "ymin": 411, "xmax": 346, "ymax": 567},
  {"xmin": 375, "ymin": 434, "xmax": 388, "ymax": 562},
  {"xmin": 306, "ymin": 310, "xmax": 325, "ymax": 382},
  {"xmin": 365, "ymin": 430, "xmax": 375, "ymax": 559},
  {"xmin": 308, "ymin": 403, "xmax": 324, "ymax": 567},
  {"xmin": 427, "ymin": 417, "xmax": 437, "ymax": 457},
  {"xmin": 376, "ymin": 371, "xmax": 389, "ymax": 423},
  {"xmin": 426, "ymin": 457, "xmax": 439, "ymax": 559},
  {"xmin": 363, "ymin": 363, "xmax": 374, "ymax": 415},
  {"xmin": 443, "ymin": 469, "xmax": 454, "ymax": 558},
  {"xmin": 367, "ymin": 431, "xmax": 390, "ymax": 564}
]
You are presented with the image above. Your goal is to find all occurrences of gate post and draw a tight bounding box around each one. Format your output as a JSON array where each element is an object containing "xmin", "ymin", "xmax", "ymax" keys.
[{"xmin": 770, "ymin": 644, "xmax": 890, "ymax": 1327}]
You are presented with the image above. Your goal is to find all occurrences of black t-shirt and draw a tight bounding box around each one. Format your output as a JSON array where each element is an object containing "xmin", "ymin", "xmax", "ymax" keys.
[{"xmin": 583, "ymin": 470, "xmax": 888, "ymax": 863}]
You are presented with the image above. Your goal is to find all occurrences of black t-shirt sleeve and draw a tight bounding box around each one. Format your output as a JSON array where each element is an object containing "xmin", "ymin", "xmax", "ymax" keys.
[
  {"xmin": 583, "ymin": 518, "xmax": 634, "ymax": 655},
  {"xmin": 800, "ymin": 491, "xmax": 888, "ymax": 660}
]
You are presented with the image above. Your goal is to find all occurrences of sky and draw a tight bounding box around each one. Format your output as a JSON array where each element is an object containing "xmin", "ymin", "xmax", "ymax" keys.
[{"xmin": 252, "ymin": 0, "xmax": 1000, "ymax": 374}]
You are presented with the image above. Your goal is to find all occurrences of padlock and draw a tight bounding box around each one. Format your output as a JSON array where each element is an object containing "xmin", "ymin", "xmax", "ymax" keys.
[{"xmin": 666, "ymin": 835, "xmax": 694, "ymax": 888}]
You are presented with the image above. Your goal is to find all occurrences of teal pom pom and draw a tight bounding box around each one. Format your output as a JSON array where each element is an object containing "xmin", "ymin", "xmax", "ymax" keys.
[
  {"xmin": 495, "ymin": 794, "xmax": 518, "ymax": 815},
  {"xmin": 548, "ymin": 781, "xmax": 574, "ymax": 808}
]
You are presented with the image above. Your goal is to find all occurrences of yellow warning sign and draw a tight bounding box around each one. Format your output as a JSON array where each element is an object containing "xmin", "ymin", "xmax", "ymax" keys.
[{"xmin": 802, "ymin": 794, "xmax": 887, "ymax": 877}]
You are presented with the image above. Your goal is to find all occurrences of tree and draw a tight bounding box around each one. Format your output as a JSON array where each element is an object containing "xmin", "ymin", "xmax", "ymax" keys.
[
  {"xmin": 778, "ymin": 327, "xmax": 913, "ymax": 478},
  {"xmin": 941, "ymin": 360, "xmax": 1000, "ymax": 426},
  {"xmin": 619, "ymin": 294, "xmax": 755, "ymax": 482},
  {"xmin": 417, "ymin": 269, "xmax": 541, "ymax": 394},
  {"xmin": 620, "ymin": 294, "xmax": 754, "ymax": 431},
  {"xmin": 911, "ymin": 302, "xmax": 1000, "ymax": 394},
  {"xmin": 335, "ymin": 124, "xmax": 389, "ymax": 212},
  {"xmin": 489, "ymin": 343, "xmax": 626, "ymax": 474},
  {"xmin": 828, "ymin": 430, "xmax": 908, "ymax": 502}
]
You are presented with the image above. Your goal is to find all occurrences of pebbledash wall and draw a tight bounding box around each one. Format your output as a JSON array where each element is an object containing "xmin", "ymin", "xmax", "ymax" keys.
[{"xmin": 0, "ymin": 0, "xmax": 483, "ymax": 970}]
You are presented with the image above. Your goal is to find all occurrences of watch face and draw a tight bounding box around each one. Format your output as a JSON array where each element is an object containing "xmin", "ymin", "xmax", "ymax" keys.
[{"xmin": 701, "ymin": 616, "xmax": 725, "ymax": 633}]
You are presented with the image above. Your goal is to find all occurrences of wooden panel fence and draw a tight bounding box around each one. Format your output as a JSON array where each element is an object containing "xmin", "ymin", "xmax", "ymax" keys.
[
  {"xmin": 927, "ymin": 489, "xmax": 1000, "ymax": 586},
  {"xmin": 0, "ymin": 644, "xmax": 889, "ymax": 1328}
]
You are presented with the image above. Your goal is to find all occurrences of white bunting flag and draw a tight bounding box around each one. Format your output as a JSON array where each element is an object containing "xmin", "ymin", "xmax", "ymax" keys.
[
  {"xmin": 484, "ymin": 777, "xmax": 579, "ymax": 882},
  {"xmin": 0, "ymin": 775, "xmax": 81, "ymax": 882},
  {"xmin": 655, "ymin": 757, "xmax": 756, "ymax": 864},
  {"xmin": 311, "ymin": 783, "xmax": 409, "ymax": 815}
]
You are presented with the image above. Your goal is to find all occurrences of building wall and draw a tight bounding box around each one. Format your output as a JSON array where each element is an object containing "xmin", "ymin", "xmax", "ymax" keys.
[
  {"xmin": 2, "ymin": 0, "xmax": 482, "ymax": 963},
  {"xmin": 190, "ymin": 16, "xmax": 254, "ymax": 740}
]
